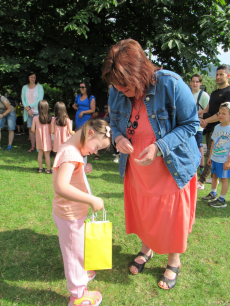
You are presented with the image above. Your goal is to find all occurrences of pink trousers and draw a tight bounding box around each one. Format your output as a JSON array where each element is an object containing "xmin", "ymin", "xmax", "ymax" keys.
[{"xmin": 52, "ymin": 211, "xmax": 89, "ymax": 297}]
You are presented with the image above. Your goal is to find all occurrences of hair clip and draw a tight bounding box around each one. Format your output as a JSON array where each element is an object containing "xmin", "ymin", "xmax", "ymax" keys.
[{"xmin": 105, "ymin": 126, "xmax": 111, "ymax": 137}]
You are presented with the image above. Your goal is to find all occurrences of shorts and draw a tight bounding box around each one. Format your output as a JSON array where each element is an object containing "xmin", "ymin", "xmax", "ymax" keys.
[
  {"xmin": 195, "ymin": 131, "xmax": 203, "ymax": 148},
  {"xmin": 211, "ymin": 160, "xmax": 230, "ymax": 179},
  {"xmin": 27, "ymin": 114, "xmax": 38, "ymax": 128},
  {"xmin": 16, "ymin": 116, "xmax": 24, "ymax": 126},
  {"xmin": 0, "ymin": 110, "xmax": 16, "ymax": 130}
]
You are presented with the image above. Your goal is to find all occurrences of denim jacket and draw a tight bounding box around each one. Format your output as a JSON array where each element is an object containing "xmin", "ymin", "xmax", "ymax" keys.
[{"xmin": 109, "ymin": 69, "xmax": 201, "ymax": 189}]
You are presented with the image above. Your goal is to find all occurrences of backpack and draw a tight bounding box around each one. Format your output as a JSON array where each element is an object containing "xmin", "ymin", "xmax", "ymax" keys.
[{"xmin": 196, "ymin": 90, "xmax": 204, "ymax": 111}]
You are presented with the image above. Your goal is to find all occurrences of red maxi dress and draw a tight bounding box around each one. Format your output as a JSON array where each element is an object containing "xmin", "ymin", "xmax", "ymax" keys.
[{"xmin": 124, "ymin": 100, "xmax": 197, "ymax": 254}]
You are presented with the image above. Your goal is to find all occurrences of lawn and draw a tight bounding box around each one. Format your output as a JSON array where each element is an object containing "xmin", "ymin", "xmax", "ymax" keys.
[{"xmin": 0, "ymin": 129, "xmax": 230, "ymax": 306}]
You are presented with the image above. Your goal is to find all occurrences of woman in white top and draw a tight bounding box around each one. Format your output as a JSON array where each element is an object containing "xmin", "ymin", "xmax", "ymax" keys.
[{"xmin": 21, "ymin": 72, "xmax": 44, "ymax": 152}]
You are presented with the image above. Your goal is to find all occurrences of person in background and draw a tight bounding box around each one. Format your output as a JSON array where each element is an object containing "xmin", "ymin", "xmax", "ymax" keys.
[
  {"xmin": 21, "ymin": 72, "xmax": 44, "ymax": 152},
  {"xmin": 198, "ymin": 65, "xmax": 230, "ymax": 190},
  {"xmin": 15, "ymin": 98, "xmax": 25, "ymax": 135},
  {"xmin": 31, "ymin": 100, "xmax": 52, "ymax": 173},
  {"xmin": 102, "ymin": 39, "xmax": 200, "ymax": 290},
  {"xmin": 51, "ymin": 102, "xmax": 75, "ymax": 153},
  {"xmin": 72, "ymin": 81, "xmax": 96, "ymax": 130},
  {"xmin": 0, "ymin": 95, "xmax": 16, "ymax": 150},
  {"xmin": 190, "ymin": 74, "xmax": 210, "ymax": 174},
  {"xmin": 202, "ymin": 102, "xmax": 230, "ymax": 208},
  {"xmin": 91, "ymin": 107, "xmax": 99, "ymax": 119}
]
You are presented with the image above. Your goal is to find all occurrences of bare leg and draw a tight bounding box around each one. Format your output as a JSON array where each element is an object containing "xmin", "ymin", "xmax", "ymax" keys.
[
  {"xmin": 44, "ymin": 151, "xmax": 51, "ymax": 171},
  {"xmin": 199, "ymin": 147, "xmax": 204, "ymax": 167},
  {"xmin": 29, "ymin": 128, "xmax": 36, "ymax": 148},
  {"xmin": 158, "ymin": 253, "xmax": 181, "ymax": 289},
  {"xmin": 211, "ymin": 174, "xmax": 218, "ymax": 189},
  {"xmin": 129, "ymin": 241, "xmax": 152, "ymax": 274},
  {"xmin": 37, "ymin": 149, "xmax": 44, "ymax": 170},
  {"xmin": 8, "ymin": 130, "xmax": 14, "ymax": 146},
  {"xmin": 220, "ymin": 178, "xmax": 228, "ymax": 195}
]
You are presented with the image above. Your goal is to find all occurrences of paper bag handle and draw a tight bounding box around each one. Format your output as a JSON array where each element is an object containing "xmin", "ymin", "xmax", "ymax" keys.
[{"xmin": 92, "ymin": 209, "xmax": 106, "ymax": 222}]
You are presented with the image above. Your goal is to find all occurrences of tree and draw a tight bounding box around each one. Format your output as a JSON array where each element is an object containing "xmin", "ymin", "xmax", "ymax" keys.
[{"xmin": 0, "ymin": 0, "xmax": 230, "ymax": 107}]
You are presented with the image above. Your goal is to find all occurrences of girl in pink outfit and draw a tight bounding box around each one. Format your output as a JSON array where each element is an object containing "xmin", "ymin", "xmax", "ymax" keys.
[
  {"xmin": 52, "ymin": 119, "xmax": 111, "ymax": 306},
  {"xmin": 51, "ymin": 102, "xmax": 75, "ymax": 153},
  {"xmin": 31, "ymin": 100, "xmax": 52, "ymax": 174}
]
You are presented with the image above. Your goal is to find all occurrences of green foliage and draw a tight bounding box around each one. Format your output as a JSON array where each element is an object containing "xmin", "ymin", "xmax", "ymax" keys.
[{"xmin": 0, "ymin": 0, "xmax": 230, "ymax": 100}]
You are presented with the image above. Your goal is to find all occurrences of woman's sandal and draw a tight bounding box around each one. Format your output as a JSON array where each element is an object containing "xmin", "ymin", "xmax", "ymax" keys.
[
  {"xmin": 158, "ymin": 264, "xmax": 181, "ymax": 290},
  {"xmin": 46, "ymin": 169, "xmax": 53, "ymax": 174},
  {"xmin": 129, "ymin": 251, "xmax": 153, "ymax": 275},
  {"xmin": 28, "ymin": 147, "xmax": 36, "ymax": 152},
  {"xmin": 38, "ymin": 168, "xmax": 45, "ymax": 173}
]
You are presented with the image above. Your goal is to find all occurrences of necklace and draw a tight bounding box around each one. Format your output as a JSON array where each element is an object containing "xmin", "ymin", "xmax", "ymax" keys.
[{"xmin": 127, "ymin": 101, "xmax": 142, "ymax": 136}]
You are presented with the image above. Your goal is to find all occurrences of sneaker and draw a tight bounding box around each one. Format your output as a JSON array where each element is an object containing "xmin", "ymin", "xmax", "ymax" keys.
[
  {"xmin": 197, "ymin": 182, "xmax": 205, "ymax": 190},
  {"xmin": 113, "ymin": 156, "xmax": 119, "ymax": 163},
  {"xmin": 6, "ymin": 145, "xmax": 12, "ymax": 151},
  {"xmin": 15, "ymin": 133, "xmax": 21, "ymax": 135},
  {"xmin": 206, "ymin": 178, "xmax": 212, "ymax": 184},
  {"xmin": 202, "ymin": 192, "xmax": 217, "ymax": 202},
  {"xmin": 209, "ymin": 198, "xmax": 227, "ymax": 208},
  {"xmin": 112, "ymin": 154, "xmax": 116, "ymax": 156},
  {"xmin": 68, "ymin": 289, "xmax": 102, "ymax": 306},
  {"xmin": 87, "ymin": 270, "xmax": 96, "ymax": 281}
]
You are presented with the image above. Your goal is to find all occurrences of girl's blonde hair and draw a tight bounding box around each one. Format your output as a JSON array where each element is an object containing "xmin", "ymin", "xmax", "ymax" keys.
[
  {"xmin": 38, "ymin": 100, "xmax": 52, "ymax": 124},
  {"xmin": 80, "ymin": 119, "xmax": 111, "ymax": 147},
  {"xmin": 54, "ymin": 102, "xmax": 69, "ymax": 126}
]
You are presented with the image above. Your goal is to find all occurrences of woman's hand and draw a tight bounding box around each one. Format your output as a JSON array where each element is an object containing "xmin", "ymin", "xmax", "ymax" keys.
[
  {"xmin": 72, "ymin": 104, "xmax": 78, "ymax": 110},
  {"xmin": 115, "ymin": 136, "xmax": 134, "ymax": 154},
  {"xmin": 0, "ymin": 114, "xmax": 3, "ymax": 119},
  {"xmin": 134, "ymin": 144, "xmax": 158, "ymax": 166},
  {"xmin": 79, "ymin": 111, "xmax": 84, "ymax": 118},
  {"xmin": 90, "ymin": 197, "xmax": 104, "ymax": 213},
  {"xmin": 85, "ymin": 163, "xmax": 93, "ymax": 173},
  {"xmin": 27, "ymin": 109, "xmax": 33, "ymax": 117}
]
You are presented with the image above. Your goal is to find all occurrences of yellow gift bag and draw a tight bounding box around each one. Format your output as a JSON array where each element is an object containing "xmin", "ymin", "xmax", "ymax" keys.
[{"xmin": 84, "ymin": 210, "xmax": 112, "ymax": 270}]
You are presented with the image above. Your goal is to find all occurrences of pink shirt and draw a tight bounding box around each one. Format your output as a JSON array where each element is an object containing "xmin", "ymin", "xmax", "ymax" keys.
[{"xmin": 52, "ymin": 144, "xmax": 89, "ymax": 220}]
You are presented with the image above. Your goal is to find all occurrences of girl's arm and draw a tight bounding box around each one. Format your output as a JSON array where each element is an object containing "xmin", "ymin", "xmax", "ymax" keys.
[
  {"xmin": 67, "ymin": 120, "xmax": 75, "ymax": 135},
  {"xmin": 31, "ymin": 117, "xmax": 36, "ymax": 133},
  {"xmin": 51, "ymin": 121, "xmax": 54, "ymax": 134},
  {"xmin": 54, "ymin": 162, "xmax": 104, "ymax": 212}
]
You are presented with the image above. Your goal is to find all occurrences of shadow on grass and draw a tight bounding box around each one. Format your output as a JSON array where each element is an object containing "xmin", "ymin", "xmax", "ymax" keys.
[
  {"xmin": 0, "ymin": 165, "xmax": 40, "ymax": 173},
  {"xmin": 88, "ymin": 173, "xmax": 123, "ymax": 184}
]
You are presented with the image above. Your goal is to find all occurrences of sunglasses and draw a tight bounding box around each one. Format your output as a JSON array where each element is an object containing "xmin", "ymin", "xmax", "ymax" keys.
[{"xmin": 79, "ymin": 86, "xmax": 86, "ymax": 89}]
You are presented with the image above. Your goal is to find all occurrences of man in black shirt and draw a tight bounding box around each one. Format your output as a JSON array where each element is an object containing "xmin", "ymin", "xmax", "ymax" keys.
[{"xmin": 197, "ymin": 64, "xmax": 230, "ymax": 189}]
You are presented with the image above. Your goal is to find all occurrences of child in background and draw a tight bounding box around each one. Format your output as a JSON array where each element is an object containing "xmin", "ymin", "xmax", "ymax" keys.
[
  {"xmin": 31, "ymin": 100, "xmax": 52, "ymax": 173},
  {"xmin": 15, "ymin": 98, "xmax": 25, "ymax": 135},
  {"xmin": 202, "ymin": 102, "xmax": 230, "ymax": 208},
  {"xmin": 51, "ymin": 102, "xmax": 75, "ymax": 153},
  {"xmin": 52, "ymin": 119, "xmax": 110, "ymax": 306}
]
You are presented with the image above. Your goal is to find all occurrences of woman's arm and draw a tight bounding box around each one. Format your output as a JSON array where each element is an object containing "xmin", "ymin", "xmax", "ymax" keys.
[
  {"xmin": 29, "ymin": 84, "xmax": 44, "ymax": 109},
  {"xmin": 156, "ymin": 77, "xmax": 200, "ymax": 157},
  {"xmin": 21, "ymin": 86, "xmax": 29, "ymax": 107},
  {"xmin": 54, "ymin": 162, "xmax": 104, "ymax": 212},
  {"xmin": 79, "ymin": 98, "xmax": 96, "ymax": 118},
  {"xmin": 0, "ymin": 98, "xmax": 12, "ymax": 119}
]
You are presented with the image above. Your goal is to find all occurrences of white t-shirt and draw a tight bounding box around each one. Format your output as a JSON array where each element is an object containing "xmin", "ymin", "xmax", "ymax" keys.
[
  {"xmin": 192, "ymin": 90, "xmax": 210, "ymax": 132},
  {"xmin": 211, "ymin": 124, "xmax": 230, "ymax": 163}
]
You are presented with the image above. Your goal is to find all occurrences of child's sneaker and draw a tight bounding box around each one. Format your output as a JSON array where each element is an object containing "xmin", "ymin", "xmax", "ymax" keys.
[
  {"xmin": 6, "ymin": 145, "xmax": 12, "ymax": 151},
  {"xmin": 87, "ymin": 270, "xmax": 96, "ymax": 281},
  {"xmin": 197, "ymin": 182, "xmax": 205, "ymax": 190},
  {"xmin": 68, "ymin": 289, "xmax": 102, "ymax": 306},
  {"xmin": 202, "ymin": 192, "xmax": 217, "ymax": 202},
  {"xmin": 209, "ymin": 198, "xmax": 227, "ymax": 208}
]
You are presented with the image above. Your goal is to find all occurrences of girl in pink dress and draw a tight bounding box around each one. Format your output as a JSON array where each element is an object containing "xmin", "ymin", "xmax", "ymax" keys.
[
  {"xmin": 51, "ymin": 102, "xmax": 75, "ymax": 153},
  {"xmin": 31, "ymin": 100, "xmax": 52, "ymax": 174},
  {"xmin": 52, "ymin": 119, "xmax": 110, "ymax": 306}
]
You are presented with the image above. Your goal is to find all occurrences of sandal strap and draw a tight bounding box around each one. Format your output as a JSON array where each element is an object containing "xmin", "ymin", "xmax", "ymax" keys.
[
  {"xmin": 159, "ymin": 274, "xmax": 177, "ymax": 289},
  {"xmin": 166, "ymin": 264, "xmax": 180, "ymax": 274},
  {"xmin": 129, "ymin": 259, "xmax": 144, "ymax": 271},
  {"xmin": 137, "ymin": 251, "xmax": 152, "ymax": 262}
]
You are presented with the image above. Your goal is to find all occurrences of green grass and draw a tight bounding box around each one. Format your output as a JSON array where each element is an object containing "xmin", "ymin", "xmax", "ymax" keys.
[{"xmin": 0, "ymin": 129, "xmax": 230, "ymax": 306}]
